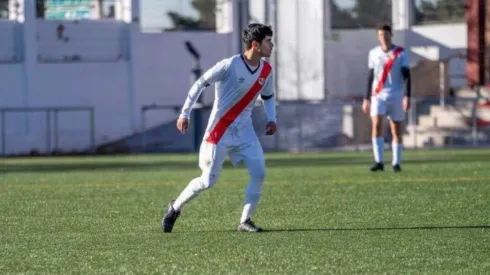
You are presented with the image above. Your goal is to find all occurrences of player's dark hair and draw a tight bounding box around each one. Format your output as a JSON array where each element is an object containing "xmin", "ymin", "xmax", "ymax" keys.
[
  {"xmin": 242, "ymin": 23, "xmax": 273, "ymax": 49},
  {"xmin": 376, "ymin": 24, "xmax": 392, "ymax": 34}
]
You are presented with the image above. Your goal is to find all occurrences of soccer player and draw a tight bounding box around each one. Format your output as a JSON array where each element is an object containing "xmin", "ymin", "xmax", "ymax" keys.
[
  {"xmin": 161, "ymin": 23, "xmax": 277, "ymax": 233},
  {"xmin": 362, "ymin": 24, "xmax": 411, "ymax": 172}
]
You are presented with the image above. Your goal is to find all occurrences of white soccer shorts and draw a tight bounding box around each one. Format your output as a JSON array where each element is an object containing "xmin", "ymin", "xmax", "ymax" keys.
[
  {"xmin": 370, "ymin": 96, "xmax": 405, "ymax": 122},
  {"xmin": 198, "ymin": 137, "xmax": 265, "ymax": 177}
]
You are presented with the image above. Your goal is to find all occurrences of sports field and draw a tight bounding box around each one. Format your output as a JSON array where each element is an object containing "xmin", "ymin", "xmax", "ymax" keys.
[{"xmin": 1, "ymin": 149, "xmax": 489, "ymax": 274}]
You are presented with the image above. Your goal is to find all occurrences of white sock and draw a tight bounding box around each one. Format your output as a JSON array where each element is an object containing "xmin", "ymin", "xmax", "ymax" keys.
[
  {"xmin": 173, "ymin": 178, "xmax": 203, "ymax": 211},
  {"xmin": 240, "ymin": 177, "xmax": 263, "ymax": 223},
  {"xmin": 372, "ymin": 137, "xmax": 384, "ymax": 163},
  {"xmin": 392, "ymin": 142, "xmax": 403, "ymax": 166}
]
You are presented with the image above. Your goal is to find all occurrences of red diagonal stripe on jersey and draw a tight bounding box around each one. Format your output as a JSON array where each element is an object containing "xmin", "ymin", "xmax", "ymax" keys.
[
  {"xmin": 373, "ymin": 47, "xmax": 404, "ymax": 95},
  {"xmin": 206, "ymin": 62, "xmax": 272, "ymax": 144}
]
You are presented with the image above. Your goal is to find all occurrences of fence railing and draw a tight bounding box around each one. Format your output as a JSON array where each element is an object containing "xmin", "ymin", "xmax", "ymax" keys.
[
  {"xmin": 135, "ymin": 94, "xmax": 490, "ymax": 153},
  {"xmin": 0, "ymin": 106, "xmax": 95, "ymax": 156}
]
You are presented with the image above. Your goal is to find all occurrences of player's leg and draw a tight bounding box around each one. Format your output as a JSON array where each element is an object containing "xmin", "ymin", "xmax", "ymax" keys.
[
  {"xmin": 231, "ymin": 140, "xmax": 266, "ymax": 232},
  {"xmin": 370, "ymin": 98, "xmax": 386, "ymax": 171},
  {"xmin": 387, "ymin": 102, "xmax": 405, "ymax": 172},
  {"xmin": 172, "ymin": 142, "xmax": 227, "ymax": 209},
  {"xmin": 161, "ymin": 141, "xmax": 227, "ymax": 232}
]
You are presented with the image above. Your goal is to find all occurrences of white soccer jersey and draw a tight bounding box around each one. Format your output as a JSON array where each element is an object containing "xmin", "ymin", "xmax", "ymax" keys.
[
  {"xmin": 180, "ymin": 54, "xmax": 275, "ymax": 144},
  {"xmin": 368, "ymin": 45, "xmax": 409, "ymax": 99}
]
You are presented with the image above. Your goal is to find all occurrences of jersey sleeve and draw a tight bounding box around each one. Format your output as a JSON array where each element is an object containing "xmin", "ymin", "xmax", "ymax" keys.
[
  {"xmin": 199, "ymin": 59, "xmax": 230, "ymax": 87},
  {"xmin": 401, "ymin": 50, "xmax": 410, "ymax": 68},
  {"xmin": 179, "ymin": 59, "xmax": 230, "ymax": 119},
  {"xmin": 260, "ymin": 73, "xmax": 275, "ymax": 100},
  {"xmin": 368, "ymin": 50, "xmax": 375, "ymax": 69}
]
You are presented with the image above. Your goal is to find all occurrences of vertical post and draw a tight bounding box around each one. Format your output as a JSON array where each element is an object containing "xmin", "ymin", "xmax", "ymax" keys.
[
  {"xmin": 478, "ymin": 0, "xmax": 486, "ymax": 86},
  {"xmin": 46, "ymin": 110, "xmax": 51, "ymax": 154},
  {"xmin": 268, "ymin": 0, "xmax": 278, "ymax": 98},
  {"xmin": 89, "ymin": 108, "xmax": 96, "ymax": 153},
  {"xmin": 472, "ymin": 86, "xmax": 479, "ymax": 146},
  {"xmin": 185, "ymin": 41, "xmax": 202, "ymax": 152},
  {"xmin": 466, "ymin": 0, "xmax": 485, "ymax": 87},
  {"xmin": 192, "ymin": 60, "xmax": 202, "ymax": 152},
  {"xmin": 22, "ymin": 0, "xmax": 38, "ymax": 134},
  {"xmin": 130, "ymin": 0, "xmax": 140, "ymax": 23},
  {"xmin": 53, "ymin": 109, "xmax": 59, "ymax": 152},
  {"xmin": 412, "ymin": 97, "xmax": 418, "ymax": 149},
  {"xmin": 295, "ymin": 0, "xmax": 301, "ymax": 100},
  {"xmin": 126, "ymin": 23, "xmax": 136, "ymax": 132},
  {"xmin": 1, "ymin": 110, "xmax": 5, "ymax": 156},
  {"xmin": 297, "ymin": 106, "xmax": 303, "ymax": 152},
  {"xmin": 141, "ymin": 108, "xmax": 147, "ymax": 150},
  {"xmin": 324, "ymin": 0, "xmax": 332, "ymax": 100},
  {"xmin": 354, "ymin": 104, "xmax": 360, "ymax": 152},
  {"xmin": 439, "ymin": 61, "xmax": 445, "ymax": 108},
  {"xmin": 264, "ymin": 0, "xmax": 269, "ymax": 23}
]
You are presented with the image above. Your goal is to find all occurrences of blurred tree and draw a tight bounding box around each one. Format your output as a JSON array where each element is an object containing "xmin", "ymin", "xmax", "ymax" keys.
[
  {"xmin": 415, "ymin": 0, "xmax": 465, "ymax": 25},
  {"xmin": 331, "ymin": 0, "xmax": 357, "ymax": 29},
  {"xmin": 352, "ymin": 0, "xmax": 392, "ymax": 27},
  {"xmin": 167, "ymin": 0, "xmax": 216, "ymax": 31},
  {"xmin": 0, "ymin": 0, "xmax": 8, "ymax": 19}
]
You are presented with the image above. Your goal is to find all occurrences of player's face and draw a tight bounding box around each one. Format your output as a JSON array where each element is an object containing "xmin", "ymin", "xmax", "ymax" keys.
[
  {"xmin": 255, "ymin": 36, "xmax": 274, "ymax": 57},
  {"xmin": 377, "ymin": 30, "xmax": 392, "ymax": 47}
]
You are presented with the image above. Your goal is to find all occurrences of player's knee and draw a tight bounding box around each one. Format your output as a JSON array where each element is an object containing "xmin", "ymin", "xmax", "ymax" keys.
[
  {"xmin": 250, "ymin": 165, "xmax": 266, "ymax": 181},
  {"xmin": 199, "ymin": 172, "xmax": 219, "ymax": 189}
]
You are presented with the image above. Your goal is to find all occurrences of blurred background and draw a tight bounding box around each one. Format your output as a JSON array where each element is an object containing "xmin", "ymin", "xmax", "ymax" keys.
[{"xmin": 0, "ymin": 0, "xmax": 488, "ymax": 156}]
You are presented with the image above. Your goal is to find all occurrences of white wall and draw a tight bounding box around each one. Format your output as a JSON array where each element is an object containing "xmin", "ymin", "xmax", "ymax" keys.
[
  {"xmin": 276, "ymin": 0, "xmax": 325, "ymax": 101},
  {"xmin": 130, "ymin": 29, "xmax": 232, "ymax": 130},
  {"xmin": 0, "ymin": 20, "xmax": 231, "ymax": 155},
  {"xmin": 0, "ymin": 12, "xmax": 469, "ymax": 154},
  {"xmin": 0, "ymin": 21, "xmax": 20, "ymax": 62},
  {"xmin": 326, "ymin": 29, "xmax": 379, "ymax": 100}
]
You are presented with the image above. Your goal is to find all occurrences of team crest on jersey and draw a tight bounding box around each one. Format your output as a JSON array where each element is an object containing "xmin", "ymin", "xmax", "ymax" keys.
[{"xmin": 258, "ymin": 78, "xmax": 265, "ymax": 85}]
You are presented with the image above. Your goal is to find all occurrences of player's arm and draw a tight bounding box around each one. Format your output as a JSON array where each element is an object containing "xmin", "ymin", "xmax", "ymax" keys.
[
  {"xmin": 179, "ymin": 60, "xmax": 229, "ymax": 119},
  {"xmin": 177, "ymin": 60, "xmax": 229, "ymax": 134},
  {"xmin": 365, "ymin": 68, "xmax": 374, "ymax": 100},
  {"xmin": 401, "ymin": 67, "xmax": 411, "ymax": 98},
  {"xmin": 401, "ymin": 51, "xmax": 411, "ymax": 111},
  {"xmin": 261, "ymin": 74, "xmax": 277, "ymax": 135},
  {"xmin": 362, "ymin": 51, "xmax": 375, "ymax": 114}
]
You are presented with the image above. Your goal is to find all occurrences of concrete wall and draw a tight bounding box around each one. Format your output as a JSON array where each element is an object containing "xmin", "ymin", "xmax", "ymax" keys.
[{"xmin": 0, "ymin": 20, "xmax": 231, "ymax": 155}]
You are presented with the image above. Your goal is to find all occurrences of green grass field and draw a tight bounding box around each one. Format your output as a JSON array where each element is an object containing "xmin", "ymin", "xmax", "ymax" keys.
[{"xmin": 1, "ymin": 149, "xmax": 489, "ymax": 274}]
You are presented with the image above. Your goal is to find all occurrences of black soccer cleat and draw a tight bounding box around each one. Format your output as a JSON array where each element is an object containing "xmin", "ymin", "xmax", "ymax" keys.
[
  {"xmin": 370, "ymin": 162, "xmax": 384, "ymax": 172},
  {"xmin": 393, "ymin": 164, "xmax": 402, "ymax": 173},
  {"xmin": 161, "ymin": 200, "xmax": 180, "ymax": 233},
  {"xmin": 238, "ymin": 219, "xmax": 263, "ymax": 232}
]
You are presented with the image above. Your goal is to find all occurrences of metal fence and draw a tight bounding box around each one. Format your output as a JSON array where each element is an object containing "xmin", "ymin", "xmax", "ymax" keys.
[
  {"xmin": 0, "ymin": 106, "xmax": 95, "ymax": 156},
  {"xmin": 132, "ymin": 89, "xmax": 490, "ymax": 154}
]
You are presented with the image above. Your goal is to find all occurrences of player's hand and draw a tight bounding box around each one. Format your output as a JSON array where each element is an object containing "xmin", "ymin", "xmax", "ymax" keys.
[
  {"xmin": 403, "ymin": 96, "xmax": 410, "ymax": 111},
  {"xmin": 176, "ymin": 117, "xmax": 189, "ymax": 134},
  {"xmin": 362, "ymin": 99, "xmax": 370, "ymax": 114},
  {"xmin": 265, "ymin": 121, "xmax": 277, "ymax": 135}
]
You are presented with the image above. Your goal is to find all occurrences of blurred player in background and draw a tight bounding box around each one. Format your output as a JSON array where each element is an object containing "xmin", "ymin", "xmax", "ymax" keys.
[
  {"xmin": 362, "ymin": 24, "xmax": 411, "ymax": 172},
  {"xmin": 161, "ymin": 23, "xmax": 277, "ymax": 233}
]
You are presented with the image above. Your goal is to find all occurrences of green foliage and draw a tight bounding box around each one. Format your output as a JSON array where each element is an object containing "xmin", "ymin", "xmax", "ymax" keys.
[
  {"xmin": 332, "ymin": 0, "xmax": 465, "ymax": 29},
  {"xmin": 167, "ymin": 0, "xmax": 216, "ymax": 31}
]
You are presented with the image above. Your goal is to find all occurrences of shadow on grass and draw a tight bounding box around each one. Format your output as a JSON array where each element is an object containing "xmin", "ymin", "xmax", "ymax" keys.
[
  {"xmin": 182, "ymin": 225, "xmax": 490, "ymax": 234},
  {"xmin": 263, "ymin": 225, "xmax": 490, "ymax": 233},
  {"xmin": 1, "ymin": 152, "xmax": 489, "ymax": 173}
]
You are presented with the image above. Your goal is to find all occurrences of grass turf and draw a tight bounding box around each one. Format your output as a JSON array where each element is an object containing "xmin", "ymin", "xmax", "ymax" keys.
[{"xmin": 1, "ymin": 149, "xmax": 489, "ymax": 274}]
